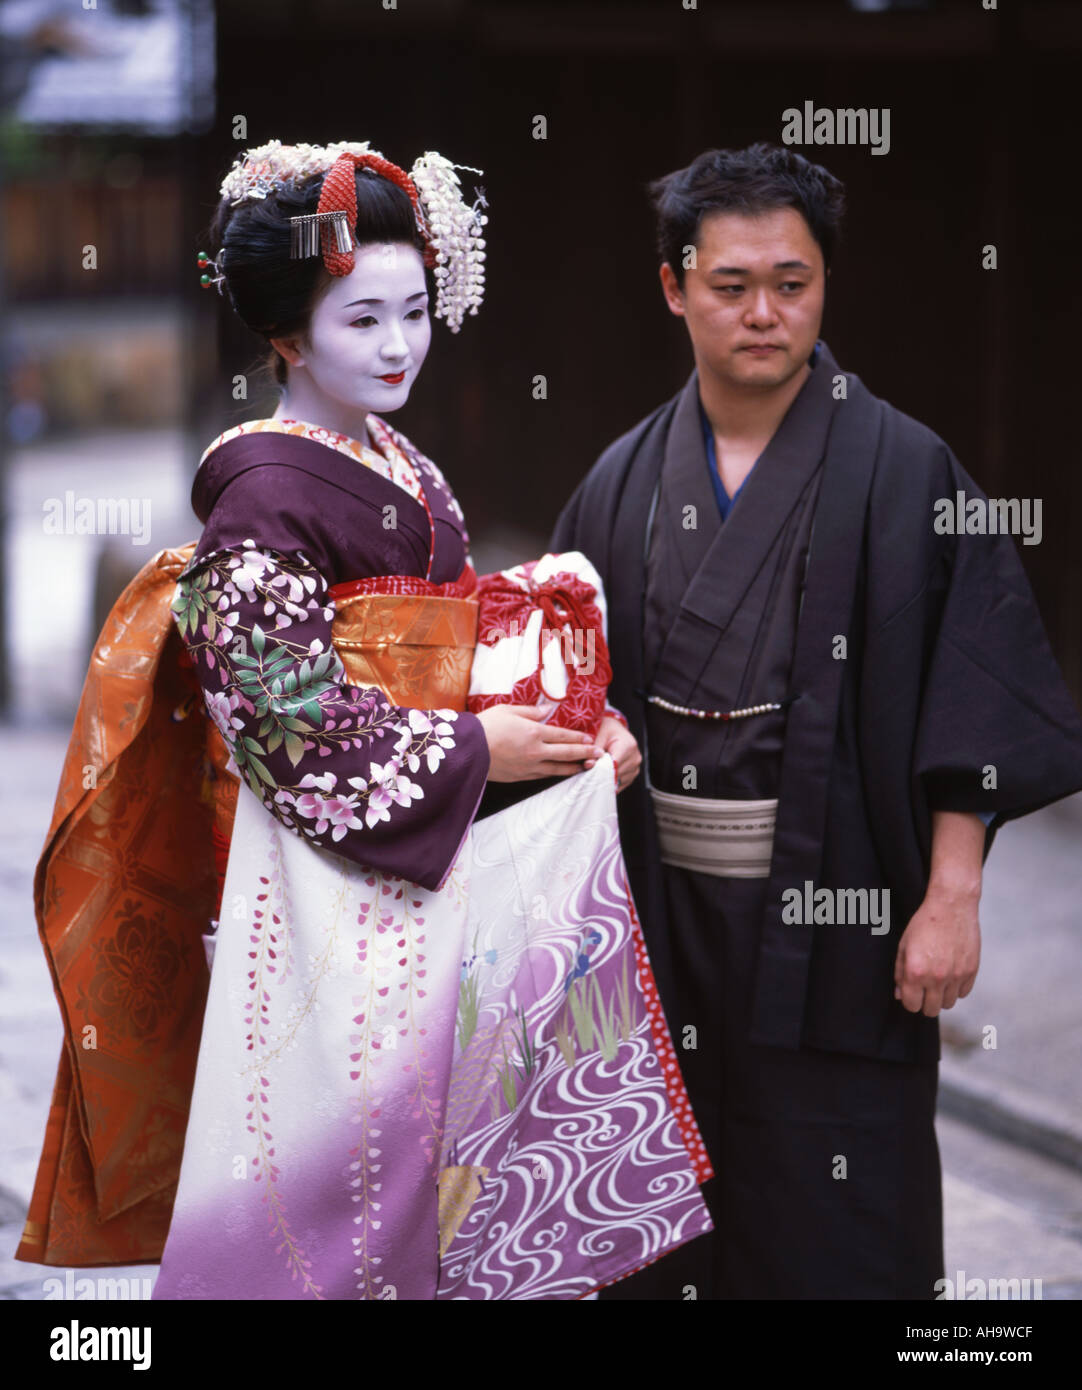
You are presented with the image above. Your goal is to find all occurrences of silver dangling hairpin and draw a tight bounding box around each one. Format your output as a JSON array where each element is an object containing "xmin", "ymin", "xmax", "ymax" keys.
[{"xmin": 289, "ymin": 210, "xmax": 354, "ymax": 259}]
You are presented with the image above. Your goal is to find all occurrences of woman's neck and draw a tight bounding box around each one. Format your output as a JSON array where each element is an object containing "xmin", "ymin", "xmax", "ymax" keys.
[{"xmin": 271, "ymin": 392, "xmax": 372, "ymax": 450}]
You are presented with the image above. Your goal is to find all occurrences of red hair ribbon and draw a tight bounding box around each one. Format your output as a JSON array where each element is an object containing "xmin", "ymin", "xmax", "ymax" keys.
[{"xmin": 316, "ymin": 151, "xmax": 436, "ymax": 274}]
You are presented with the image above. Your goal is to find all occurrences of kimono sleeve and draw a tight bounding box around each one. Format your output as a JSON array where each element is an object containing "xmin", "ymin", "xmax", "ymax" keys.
[
  {"xmin": 909, "ymin": 455, "xmax": 1082, "ymax": 828},
  {"xmin": 171, "ymin": 541, "xmax": 491, "ymax": 892}
]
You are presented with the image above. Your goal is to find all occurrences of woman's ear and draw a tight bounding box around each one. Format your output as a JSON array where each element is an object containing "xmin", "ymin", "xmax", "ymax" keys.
[{"xmin": 269, "ymin": 335, "xmax": 305, "ymax": 367}]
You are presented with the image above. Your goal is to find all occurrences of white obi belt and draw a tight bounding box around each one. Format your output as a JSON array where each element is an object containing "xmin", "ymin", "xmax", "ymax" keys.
[{"xmin": 648, "ymin": 786, "xmax": 777, "ymax": 879}]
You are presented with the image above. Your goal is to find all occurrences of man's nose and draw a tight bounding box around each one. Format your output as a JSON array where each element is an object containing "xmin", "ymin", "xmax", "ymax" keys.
[{"xmin": 744, "ymin": 288, "xmax": 778, "ymax": 326}]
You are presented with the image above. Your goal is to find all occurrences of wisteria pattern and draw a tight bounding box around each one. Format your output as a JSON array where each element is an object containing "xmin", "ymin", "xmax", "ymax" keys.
[{"xmin": 170, "ymin": 539, "xmax": 484, "ymax": 885}]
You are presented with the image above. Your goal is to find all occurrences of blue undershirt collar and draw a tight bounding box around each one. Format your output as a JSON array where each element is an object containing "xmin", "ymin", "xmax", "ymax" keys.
[{"xmin": 699, "ymin": 340, "xmax": 823, "ymax": 522}]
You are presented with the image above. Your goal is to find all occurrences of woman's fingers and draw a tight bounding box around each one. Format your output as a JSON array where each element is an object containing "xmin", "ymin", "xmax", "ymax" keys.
[
  {"xmin": 541, "ymin": 725, "xmax": 595, "ymax": 744},
  {"xmin": 536, "ymin": 724, "xmax": 600, "ymax": 759},
  {"xmin": 536, "ymin": 760, "xmax": 590, "ymax": 778},
  {"xmin": 544, "ymin": 741, "xmax": 602, "ymax": 762},
  {"xmin": 496, "ymin": 709, "xmax": 616, "ymax": 778}
]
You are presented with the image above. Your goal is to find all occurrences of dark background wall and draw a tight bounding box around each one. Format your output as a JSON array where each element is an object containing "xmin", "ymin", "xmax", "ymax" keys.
[{"xmin": 181, "ymin": 0, "xmax": 1080, "ymax": 697}]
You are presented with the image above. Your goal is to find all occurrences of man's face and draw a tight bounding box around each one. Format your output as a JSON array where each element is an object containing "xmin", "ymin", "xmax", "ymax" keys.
[{"xmin": 660, "ymin": 207, "xmax": 825, "ymax": 392}]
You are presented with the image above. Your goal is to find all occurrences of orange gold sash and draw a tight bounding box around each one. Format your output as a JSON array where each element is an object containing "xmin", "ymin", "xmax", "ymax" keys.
[{"xmin": 330, "ymin": 590, "xmax": 477, "ymax": 711}]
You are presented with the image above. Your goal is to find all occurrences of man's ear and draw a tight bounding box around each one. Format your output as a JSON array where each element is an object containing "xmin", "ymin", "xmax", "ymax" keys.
[{"xmin": 659, "ymin": 262, "xmax": 686, "ymax": 317}]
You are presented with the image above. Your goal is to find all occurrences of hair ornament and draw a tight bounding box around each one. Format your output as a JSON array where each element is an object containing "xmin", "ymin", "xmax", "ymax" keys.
[
  {"xmin": 409, "ymin": 153, "xmax": 488, "ymax": 332},
  {"xmin": 196, "ymin": 249, "xmax": 226, "ymax": 294},
  {"xmin": 218, "ymin": 139, "xmax": 375, "ymax": 206},
  {"xmin": 211, "ymin": 138, "xmax": 487, "ymax": 332}
]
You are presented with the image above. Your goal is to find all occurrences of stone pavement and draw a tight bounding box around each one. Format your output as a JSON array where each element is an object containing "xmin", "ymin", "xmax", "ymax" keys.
[{"xmin": 1, "ymin": 719, "xmax": 1080, "ymax": 1299}]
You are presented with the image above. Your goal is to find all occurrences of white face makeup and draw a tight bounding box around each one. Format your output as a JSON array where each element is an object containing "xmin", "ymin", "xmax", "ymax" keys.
[{"xmin": 271, "ymin": 242, "xmax": 431, "ymax": 444}]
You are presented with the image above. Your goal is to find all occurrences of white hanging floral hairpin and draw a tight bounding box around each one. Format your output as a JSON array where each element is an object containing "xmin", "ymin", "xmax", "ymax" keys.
[
  {"xmin": 205, "ymin": 139, "xmax": 488, "ymax": 333},
  {"xmin": 409, "ymin": 153, "xmax": 488, "ymax": 332}
]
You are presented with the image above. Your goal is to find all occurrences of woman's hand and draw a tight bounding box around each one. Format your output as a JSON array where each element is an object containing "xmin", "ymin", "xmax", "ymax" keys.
[
  {"xmin": 477, "ymin": 704, "xmax": 603, "ymax": 782},
  {"xmin": 583, "ymin": 715, "xmax": 642, "ymax": 792}
]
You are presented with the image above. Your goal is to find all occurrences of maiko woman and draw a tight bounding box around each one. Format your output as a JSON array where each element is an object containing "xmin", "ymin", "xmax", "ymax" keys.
[{"xmin": 17, "ymin": 139, "xmax": 711, "ymax": 1299}]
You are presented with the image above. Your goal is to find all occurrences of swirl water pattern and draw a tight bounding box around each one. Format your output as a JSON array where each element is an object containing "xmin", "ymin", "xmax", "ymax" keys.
[{"xmin": 154, "ymin": 756, "xmax": 712, "ymax": 1300}]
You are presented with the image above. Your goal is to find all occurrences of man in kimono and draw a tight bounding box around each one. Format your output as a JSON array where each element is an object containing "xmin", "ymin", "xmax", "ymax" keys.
[{"xmin": 548, "ymin": 142, "xmax": 1082, "ymax": 1299}]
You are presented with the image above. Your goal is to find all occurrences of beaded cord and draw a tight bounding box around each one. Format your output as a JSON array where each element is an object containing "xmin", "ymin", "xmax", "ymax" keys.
[{"xmin": 645, "ymin": 693, "xmax": 786, "ymax": 722}]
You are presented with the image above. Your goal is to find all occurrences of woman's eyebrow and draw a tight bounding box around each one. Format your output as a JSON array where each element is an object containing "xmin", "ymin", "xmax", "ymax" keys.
[{"xmin": 342, "ymin": 291, "xmax": 429, "ymax": 308}]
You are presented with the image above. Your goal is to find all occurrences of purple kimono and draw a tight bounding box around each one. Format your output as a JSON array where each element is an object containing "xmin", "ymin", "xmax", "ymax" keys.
[{"xmin": 153, "ymin": 416, "xmax": 712, "ymax": 1300}]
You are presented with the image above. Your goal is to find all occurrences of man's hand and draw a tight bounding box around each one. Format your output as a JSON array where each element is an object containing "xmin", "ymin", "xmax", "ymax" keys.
[
  {"xmin": 583, "ymin": 715, "xmax": 642, "ymax": 792},
  {"xmin": 893, "ymin": 810, "xmax": 984, "ymax": 1016},
  {"xmin": 893, "ymin": 886, "xmax": 981, "ymax": 1015}
]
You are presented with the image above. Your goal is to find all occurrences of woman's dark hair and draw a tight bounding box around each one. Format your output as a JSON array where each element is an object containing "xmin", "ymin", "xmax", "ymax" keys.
[
  {"xmin": 648, "ymin": 142, "xmax": 846, "ymax": 286},
  {"xmin": 204, "ymin": 166, "xmax": 427, "ymax": 387}
]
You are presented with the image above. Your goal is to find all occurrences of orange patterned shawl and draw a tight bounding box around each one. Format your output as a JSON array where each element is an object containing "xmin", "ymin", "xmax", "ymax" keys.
[{"xmin": 17, "ymin": 545, "xmax": 219, "ymax": 1266}]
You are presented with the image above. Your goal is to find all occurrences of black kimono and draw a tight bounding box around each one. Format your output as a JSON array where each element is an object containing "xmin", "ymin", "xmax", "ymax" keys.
[{"xmin": 549, "ymin": 339, "xmax": 1082, "ymax": 1298}]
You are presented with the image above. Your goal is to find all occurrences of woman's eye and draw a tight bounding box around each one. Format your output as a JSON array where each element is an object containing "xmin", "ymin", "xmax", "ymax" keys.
[
  {"xmin": 352, "ymin": 316, "xmax": 377, "ymax": 328},
  {"xmin": 406, "ymin": 307, "xmax": 427, "ymax": 321}
]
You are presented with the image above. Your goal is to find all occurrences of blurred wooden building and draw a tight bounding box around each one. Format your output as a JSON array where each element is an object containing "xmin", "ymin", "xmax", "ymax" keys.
[{"xmin": 4, "ymin": 0, "xmax": 1081, "ymax": 700}]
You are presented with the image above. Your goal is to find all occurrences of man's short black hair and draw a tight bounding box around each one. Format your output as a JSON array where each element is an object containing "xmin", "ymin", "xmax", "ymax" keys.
[{"xmin": 648, "ymin": 142, "xmax": 846, "ymax": 286}]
